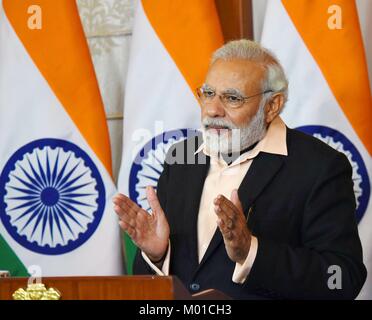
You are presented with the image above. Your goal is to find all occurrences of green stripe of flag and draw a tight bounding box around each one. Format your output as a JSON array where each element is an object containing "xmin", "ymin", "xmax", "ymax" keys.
[
  {"xmin": 124, "ymin": 233, "xmax": 137, "ymax": 275},
  {"xmin": 0, "ymin": 233, "xmax": 29, "ymax": 276}
]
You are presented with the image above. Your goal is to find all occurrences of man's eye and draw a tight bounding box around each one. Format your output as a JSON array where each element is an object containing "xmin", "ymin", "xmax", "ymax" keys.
[
  {"xmin": 224, "ymin": 95, "xmax": 243, "ymax": 104},
  {"xmin": 203, "ymin": 90, "xmax": 215, "ymax": 98}
]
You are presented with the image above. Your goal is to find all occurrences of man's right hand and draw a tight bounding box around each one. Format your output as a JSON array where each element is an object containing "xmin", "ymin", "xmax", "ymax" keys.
[{"xmin": 113, "ymin": 186, "xmax": 170, "ymax": 263}]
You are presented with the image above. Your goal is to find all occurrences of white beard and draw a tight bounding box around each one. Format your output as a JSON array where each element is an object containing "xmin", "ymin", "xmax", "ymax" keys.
[{"xmin": 201, "ymin": 103, "xmax": 267, "ymax": 156}]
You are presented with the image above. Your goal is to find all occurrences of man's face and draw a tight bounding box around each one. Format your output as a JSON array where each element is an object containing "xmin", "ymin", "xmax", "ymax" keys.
[
  {"xmin": 200, "ymin": 59, "xmax": 268, "ymax": 154},
  {"xmin": 201, "ymin": 59, "xmax": 266, "ymax": 127}
]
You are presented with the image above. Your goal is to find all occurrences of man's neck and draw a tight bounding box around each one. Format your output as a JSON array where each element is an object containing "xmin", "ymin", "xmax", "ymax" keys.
[{"xmin": 220, "ymin": 141, "xmax": 259, "ymax": 165}]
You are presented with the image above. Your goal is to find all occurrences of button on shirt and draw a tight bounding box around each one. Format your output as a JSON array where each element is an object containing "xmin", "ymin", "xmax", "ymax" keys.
[{"xmin": 142, "ymin": 116, "xmax": 288, "ymax": 283}]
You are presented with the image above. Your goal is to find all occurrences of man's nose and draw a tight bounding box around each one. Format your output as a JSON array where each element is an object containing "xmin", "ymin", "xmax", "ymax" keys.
[{"xmin": 205, "ymin": 97, "xmax": 225, "ymax": 118}]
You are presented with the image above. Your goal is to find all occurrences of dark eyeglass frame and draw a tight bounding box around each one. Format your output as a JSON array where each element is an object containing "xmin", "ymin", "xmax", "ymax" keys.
[{"xmin": 196, "ymin": 86, "xmax": 274, "ymax": 109}]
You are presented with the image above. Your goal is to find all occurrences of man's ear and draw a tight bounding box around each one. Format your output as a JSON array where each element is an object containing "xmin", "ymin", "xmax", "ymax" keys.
[{"xmin": 265, "ymin": 93, "xmax": 285, "ymax": 123}]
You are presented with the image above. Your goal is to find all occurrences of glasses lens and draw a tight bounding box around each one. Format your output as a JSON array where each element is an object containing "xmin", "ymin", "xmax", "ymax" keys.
[
  {"xmin": 202, "ymin": 89, "xmax": 215, "ymax": 99},
  {"xmin": 197, "ymin": 88, "xmax": 215, "ymax": 103},
  {"xmin": 221, "ymin": 94, "xmax": 244, "ymax": 108}
]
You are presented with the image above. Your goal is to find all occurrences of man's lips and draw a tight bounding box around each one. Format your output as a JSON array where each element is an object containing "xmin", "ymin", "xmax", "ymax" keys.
[
  {"xmin": 206, "ymin": 125, "xmax": 231, "ymax": 134},
  {"xmin": 207, "ymin": 125, "xmax": 230, "ymax": 129}
]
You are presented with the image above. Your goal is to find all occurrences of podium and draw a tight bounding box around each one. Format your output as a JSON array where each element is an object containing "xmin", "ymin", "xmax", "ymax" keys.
[{"xmin": 0, "ymin": 276, "xmax": 230, "ymax": 300}]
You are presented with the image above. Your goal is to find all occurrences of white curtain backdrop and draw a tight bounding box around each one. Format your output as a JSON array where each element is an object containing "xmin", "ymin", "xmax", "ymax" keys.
[{"xmin": 77, "ymin": 0, "xmax": 135, "ymax": 181}]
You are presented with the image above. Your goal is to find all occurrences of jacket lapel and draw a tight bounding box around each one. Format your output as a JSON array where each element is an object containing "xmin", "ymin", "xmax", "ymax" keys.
[
  {"xmin": 195, "ymin": 152, "xmax": 285, "ymax": 271},
  {"xmin": 238, "ymin": 152, "xmax": 285, "ymax": 215}
]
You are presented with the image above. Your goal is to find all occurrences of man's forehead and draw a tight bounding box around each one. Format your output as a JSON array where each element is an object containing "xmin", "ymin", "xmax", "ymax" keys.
[
  {"xmin": 205, "ymin": 59, "xmax": 265, "ymax": 90},
  {"xmin": 208, "ymin": 58, "xmax": 265, "ymax": 74}
]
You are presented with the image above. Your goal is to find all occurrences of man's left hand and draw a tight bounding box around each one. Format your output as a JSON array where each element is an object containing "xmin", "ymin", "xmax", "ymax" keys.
[{"xmin": 214, "ymin": 189, "xmax": 251, "ymax": 265}]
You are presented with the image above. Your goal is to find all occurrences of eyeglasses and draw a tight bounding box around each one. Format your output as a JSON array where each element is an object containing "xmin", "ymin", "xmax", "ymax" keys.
[{"xmin": 196, "ymin": 86, "xmax": 273, "ymax": 109}]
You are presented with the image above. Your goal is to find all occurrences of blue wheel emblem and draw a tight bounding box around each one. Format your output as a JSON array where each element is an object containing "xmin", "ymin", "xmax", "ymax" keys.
[
  {"xmin": 0, "ymin": 139, "xmax": 105, "ymax": 255},
  {"xmin": 296, "ymin": 125, "xmax": 370, "ymax": 223},
  {"xmin": 129, "ymin": 129, "xmax": 199, "ymax": 210}
]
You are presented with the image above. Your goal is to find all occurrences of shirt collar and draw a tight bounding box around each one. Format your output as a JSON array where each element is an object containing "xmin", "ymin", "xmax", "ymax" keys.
[{"xmin": 195, "ymin": 116, "xmax": 288, "ymax": 166}]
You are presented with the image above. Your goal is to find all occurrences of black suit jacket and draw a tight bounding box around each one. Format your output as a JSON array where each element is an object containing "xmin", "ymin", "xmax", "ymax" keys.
[{"xmin": 134, "ymin": 128, "xmax": 367, "ymax": 299}]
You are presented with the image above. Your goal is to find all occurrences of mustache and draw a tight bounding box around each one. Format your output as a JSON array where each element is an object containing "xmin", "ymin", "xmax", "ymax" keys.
[{"xmin": 202, "ymin": 117, "xmax": 239, "ymax": 130}]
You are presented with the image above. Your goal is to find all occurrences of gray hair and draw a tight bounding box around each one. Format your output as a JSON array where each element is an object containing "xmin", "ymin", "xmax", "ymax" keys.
[{"xmin": 211, "ymin": 39, "xmax": 288, "ymax": 103}]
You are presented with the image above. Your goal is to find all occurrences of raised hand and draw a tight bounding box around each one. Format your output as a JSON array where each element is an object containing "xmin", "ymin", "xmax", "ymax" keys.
[
  {"xmin": 113, "ymin": 186, "xmax": 169, "ymax": 262},
  {"xmin": 214, "ymin": 189, "xmax": 252, "ymax": 264}
]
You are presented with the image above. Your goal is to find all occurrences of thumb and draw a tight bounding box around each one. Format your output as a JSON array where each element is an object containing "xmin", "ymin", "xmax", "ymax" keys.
[
  {"xmin": 231, "ymin": 189, "xmax": 243, "ymax": 213},
  {"xmin": 146, "ymin": 186, "xmax": 163, "ymax": 215}
]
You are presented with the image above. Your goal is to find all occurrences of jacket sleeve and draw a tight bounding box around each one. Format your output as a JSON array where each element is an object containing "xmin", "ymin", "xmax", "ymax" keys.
[
  {"xmin": 133, "ymin": 161, "xmax": 169, "ymax": 275},
  {"xmin": 244, "ymin": 152, "xmax": 367, "ymax": 299}
]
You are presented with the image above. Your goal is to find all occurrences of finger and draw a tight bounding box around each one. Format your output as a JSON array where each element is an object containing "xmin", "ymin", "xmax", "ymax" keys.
[
  {"xmin": 146, "ymin": 186, "xmax": 163, "ymax": 215},
  {"xmin": 118, "ymin": 220, "xmax": 130, "ymax": 231},
  {"xmin": 113, "ymin": 192, "xmax": 126, "ymax": 201},
  {"xmin": 217, "ymin": 219, "xmax": 234, "ymax": 240},
  {"xmin": 214, "ymin": 208, "xmax": 232, "ymax": 234},
  {"xmin": 119, "ymin": 201, "xmax": 142, "ymax": 220},
  {"xmin": 114, "ymin": 193, "xmax": 143, "ymax": 214},
  {"xmin": 215, "ymin": 200, "xmax": 236, "ymax": 221},
  {"xmin": 113, "ymin": 196, "xmax": 125, "ymax": 213},
  {"xmin": 214, "ymin": 195, "xmax": 240, "ymax": 217},
  {"xmin": 113, "ymin": 203, "xmax": 127, "ymax": 218},
  {"xmin": 119, "ymin": 220, "xmax": 136, "ymax": 238},
  {"xmin": 224, "ymin": 230, "xmax": 234, "ymax": 241},
  {"xmin": 114, "ymin": 198, "xmax": 142, "ymax": 221},
  {"xmin": 117, "ymin": 209, "xmax": 136, "ymax": 229},
  {"xmin": 216, "ymin": 208, "xmax": 234, "ymax": 230},
  {"xmin": 114, "ymin": 202, "xmax": 134, "ymax": 221},
  {"xmin": 125, "ymin": 223, "xmax": 137, "ymax": 240},
  {"xmin": 136, "ymin": 210, "xmax": 150, "ymax": 233},
  {"xmin": 215, "ymin": 194, "xmax": 245, "ymax": 226},
  {"xmin": 214, "ymin": 201, "xmax": 235, "ymax": 230},
  {"xmin": 225, "ymin": 218, "xmax": 234, "ymax": 229},
  {"xmin": 113, "ymin": 193, "xmax": 131, "ymax": 206},
  {"xmin": 113, "ymin": 194, "xmax": 134, "ymax": 212},
  {"xmin": 217, "ymin": 216, "xmax": 232, "ymax": 234},
  {"xmin": 222, "ymin": 195, "xmax": 241, "ymax": 215},
  {"xmin": 230, "ymin": 189, "xmax": 244, "ymax": 213},
  {"xmin": 119, "ymin": 220, "xmax": 144, "ymax": 248}
]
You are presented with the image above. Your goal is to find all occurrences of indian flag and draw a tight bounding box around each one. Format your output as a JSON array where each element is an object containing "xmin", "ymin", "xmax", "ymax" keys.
[
  {"xmin": 117, "ymin": 0, "xmax": 223, "ymax": 273},
  {"xmin": 260, "ymin": 0, "xmax": 372, "ymax": 299},
  {"xmin": 0, "ymin": 0, "xmax": 122, "ymax": 276}
]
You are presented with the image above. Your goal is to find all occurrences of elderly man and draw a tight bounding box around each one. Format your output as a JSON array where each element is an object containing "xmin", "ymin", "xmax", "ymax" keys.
[{"xmin": 113, "ymin": 40, "xmax": 366, "ymax": 299}]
